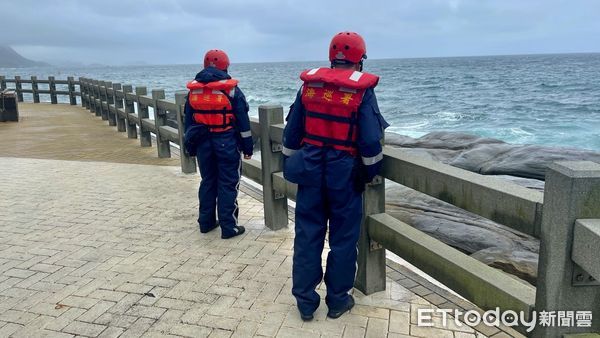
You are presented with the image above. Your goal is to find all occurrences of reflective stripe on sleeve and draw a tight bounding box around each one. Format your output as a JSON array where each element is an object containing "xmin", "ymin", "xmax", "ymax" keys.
[
  {"xmin": 362, "ymin": 152, "xmax": 383, "ymax": 165},
  {"xmin": 240, "ymin": 130, "xmax": 252, "ymax": 138},
  {"xmin": 282, "ymin": 146, "xmax": 297, "ymax": 156}
]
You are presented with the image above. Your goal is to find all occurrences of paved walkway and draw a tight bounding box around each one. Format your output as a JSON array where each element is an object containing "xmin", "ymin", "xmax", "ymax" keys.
[
  {"xmin": 0, "ymin": 103, "xmax": 178, "ymax": 166},
  {"xmin": 0, "ymin": 103, "xmax": 523, "ymax": 337}
]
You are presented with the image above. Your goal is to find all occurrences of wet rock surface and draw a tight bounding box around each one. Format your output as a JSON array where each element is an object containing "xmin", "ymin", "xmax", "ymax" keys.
[{"xmin": 386, "ymin": 131, "xmax": 600, "ymax": 180}]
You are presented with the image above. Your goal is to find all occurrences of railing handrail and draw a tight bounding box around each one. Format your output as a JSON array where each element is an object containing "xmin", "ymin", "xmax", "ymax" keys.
[{"xmin": 0, "ymin": 75, "xmax": 79, "ymax": 105}]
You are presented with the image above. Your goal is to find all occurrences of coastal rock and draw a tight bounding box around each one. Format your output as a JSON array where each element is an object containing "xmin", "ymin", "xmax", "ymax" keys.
[
  {"xmin": 470, "ymin": 248, "xmax": 539, "ymax": 285},
  {"xmin": 491, "ymin": 175, "xmax": 545, "ymax": 191},
  {"xmin": 386, "ymin": 131, "xmax": 600, "ymax": 180}
]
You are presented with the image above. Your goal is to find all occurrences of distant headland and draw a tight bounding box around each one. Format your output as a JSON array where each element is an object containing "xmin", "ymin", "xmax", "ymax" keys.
[{"xmin": 0, "ymin": 46, "xmax": 49, "ymax": 67}]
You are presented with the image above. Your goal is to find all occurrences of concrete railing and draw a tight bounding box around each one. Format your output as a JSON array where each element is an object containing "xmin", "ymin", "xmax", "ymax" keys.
[
  {"xmin": 79, "ymin": 77, "xmax": 198, "ymax": 173},
  {"xmin": 5, "ymin": 75, "xmax": 599, "ymax": 336},
  {"xmin": 0, "ymin": 75, "xmax": 79, "ymax": 105}
]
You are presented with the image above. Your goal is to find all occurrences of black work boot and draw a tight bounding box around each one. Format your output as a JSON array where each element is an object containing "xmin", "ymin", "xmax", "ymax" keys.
[
  {"xmin": 221, "ymin": 225, "xmax": 245, "ymax": 239},
  {"xmin": 200, "ymin": 221, "xmax": 219, "ymax": 234},
  {"xmin": 327, "ymin": 295, "xmax": 355, "ymax": 319}
]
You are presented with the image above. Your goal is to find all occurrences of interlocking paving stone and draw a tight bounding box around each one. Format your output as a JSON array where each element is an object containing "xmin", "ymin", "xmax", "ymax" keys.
[
  {"xmin": 390, "ymin": 310, "xmax": 410, "ymax": 335},
  {"xmin": 45, "ymin": 307, "xmax": 87, "ymax": 331},
  {"xmin": 98, "ymin": 326, "xmax": 125, "ymax": 338},
  {"xmin": 169, "ymin": 323, "xmax": 212, "ymax": 337},
  {"xmin": 0, "ymin": 323, "xmax": 23, "ymax": 337},
  {"xmin": 78, "ymin": 300, "xmax": 116, "ymax": 323},
  {"xmin": 62, "ymin": 320, "xmax": 107, "ymax": 336}
]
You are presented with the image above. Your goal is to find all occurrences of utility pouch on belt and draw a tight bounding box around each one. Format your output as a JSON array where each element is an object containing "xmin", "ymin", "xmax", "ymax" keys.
[{"xmin": 184, "ymin": 124, "xmax": 210, "ymax": 156}]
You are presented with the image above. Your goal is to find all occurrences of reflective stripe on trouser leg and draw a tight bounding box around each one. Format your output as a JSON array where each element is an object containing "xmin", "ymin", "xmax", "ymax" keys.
[
  {"xmin": 214, "ymin": 133, "xmax": 242, "ymax": 236},
  {"xmin": 196, "ymin": 139, "xmax": 217, "ymax": 230},
  {"xmin": 292, "ymin": 184, "xmax": 327, "ymax": 315},
  {"xmin": 231, "ymin": 154, "xmax": 241, "ymax": 225},
  {"xmin": 324, "ymin": 184, "xmax": 363, "ymax": 310}
]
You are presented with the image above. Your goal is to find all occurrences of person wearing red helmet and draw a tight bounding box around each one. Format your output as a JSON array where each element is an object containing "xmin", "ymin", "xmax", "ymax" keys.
[
  {"xmin": 329, "ymin": 31, "xmax": 367, "ymax": 69},
  {"xmin": 283, "ymin": 31, "xmax": 389, "ymax": 320},
  {"xmin": 203, "ymin": 49, "xmax": 230, "ymax": 71},
  {"xmin": 183, "ymin": 49, "xmax": 253, "ymax": 239}
]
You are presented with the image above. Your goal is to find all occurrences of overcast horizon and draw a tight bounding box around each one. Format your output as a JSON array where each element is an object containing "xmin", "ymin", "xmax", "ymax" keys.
[
  {"xmin": 2, "ymin": 0, "xmax": 599, "ymax": 66},
  {"xmin": 14, "ymin": 52, "xmax": 600, "ymax": 68}
]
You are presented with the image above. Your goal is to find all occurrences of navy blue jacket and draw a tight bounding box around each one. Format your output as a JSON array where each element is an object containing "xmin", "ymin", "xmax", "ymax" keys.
[
  {"xmin": 283, "ymin": 86, "xmax": 389, "ymax": 188},
  {"xmin": 184, "ymin": 67, "xmax": 253, "ymax": 156}
]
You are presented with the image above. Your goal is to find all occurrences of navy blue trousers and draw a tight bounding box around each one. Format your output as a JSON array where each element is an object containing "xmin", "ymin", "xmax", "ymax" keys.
[
  {"xmin": 195, "ymin": 130, "xmax": 241, "ymax": 237},
  {"xmin": 292, "ymin": 183, "xmax": 363, "ymax": 315}
]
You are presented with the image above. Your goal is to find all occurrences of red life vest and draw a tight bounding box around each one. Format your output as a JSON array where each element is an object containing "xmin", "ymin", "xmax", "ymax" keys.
[
  {"xmin": 186, "ymin": 79, "xmax": 239, "ymax": 132},
  {"xmin": 300, "ymin": 67, "xmax": 379, "ymax": 156}
]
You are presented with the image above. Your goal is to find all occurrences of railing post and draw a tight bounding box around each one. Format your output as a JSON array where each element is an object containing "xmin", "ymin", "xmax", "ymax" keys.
[
  {"xmin": 68, "ymin": 76, "xmax": 77, "ymax": 105},
  {"xmin": 258, "ymin": 105, "xmax": 288, "ymax": 230},
  {"xmin": 152, "ymin": 89, "xmax": 170, "ymax": 158},
  {"xmin": 0, "ymin": 76, "xmax": 6, "ymax": 90},
  {"xmin": 79, "ymin": 77, "xmax": 89, "ymax": 109},
  {"xmin": 355, "ymin": 144, "xmax": 387, "ymax": 295},
  {"xmin": 31, "ymin": 76, "xmax": 40, "ymax": 103},
  {"xmin": 533, "ymin": 161, "xmax": 600, "ymax": 337},
  {"xmin": 87, "ymin": 78, "xmax": 92, "ymax": 110},
  {"xmin": 100, "ymin": 81, "xmax": 109, "ymax": 121},
  {"xmin": 94, "ymin": 80, "xmax": 101, "ymax": 116},
  {"xmin": 123, "ymin": 85, "xmax": 137, "ymax": 139},
  {"xmin": 93, "ymin": 80, "xmax": 101, "ymax": 116},
  {"xmin": 86, "ymin": 78, "xmax": 93, "ymax": 111},
  {"xmin": 79, "ymin": 77, "xmax": 86, "ymax": 108},
  {"xmin": 14, "ymin": 76, "xmax": 23, "ymax": 102},
  {"xmin": 136, "ymin": 86, "xmax": 151, "ymax": 147},
  {"xmin": 175, "ymin": 91, "xmax": 197, "ymax": 174},
  {"xmin": 113, "ymin": 83, "xmax": 126, "ymax": 132},
  {"xmin": 48, "ymin": 76, "xmax": 57, "ymax": 104},
  {"xmin": 105, "ymin": 81, "xmax": 115, "ymax": 126},
  {"xmin": 90, "ymin": 80, "xmax": 100, "ymax": 116},
  {"xmin": 89, "ymin": 79, "xmax": 94, "ymax": 111}
]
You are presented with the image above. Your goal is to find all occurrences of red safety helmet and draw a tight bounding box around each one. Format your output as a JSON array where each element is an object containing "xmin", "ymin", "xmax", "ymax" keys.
[
  {"xmin": 204, "ymin": 49, "xmax": 230, "ymax": 71},
  {"xmin": 329, "ymin": 31, "xmax": 367, "ymax": 64}
]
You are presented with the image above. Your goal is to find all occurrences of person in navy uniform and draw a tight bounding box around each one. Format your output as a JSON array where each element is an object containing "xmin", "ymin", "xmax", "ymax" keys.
[
  {"xmin": 282, "ymin": 32, "xmax": 389, "ymax": 320},
  {"xmin": 184, "ymin": 49, "xmax": 253, "ymax": 239}
]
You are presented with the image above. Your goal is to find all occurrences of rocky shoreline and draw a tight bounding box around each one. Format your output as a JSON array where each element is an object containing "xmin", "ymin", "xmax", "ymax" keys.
[{"xmin": 385, "ymin": 131, "xmax": 600, "ymax": 286}]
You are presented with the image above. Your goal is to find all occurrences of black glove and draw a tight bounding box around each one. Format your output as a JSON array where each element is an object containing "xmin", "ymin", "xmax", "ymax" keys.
[{"xmin": 352, "ymin": 162, "xmax": 367, "ymax": 193}]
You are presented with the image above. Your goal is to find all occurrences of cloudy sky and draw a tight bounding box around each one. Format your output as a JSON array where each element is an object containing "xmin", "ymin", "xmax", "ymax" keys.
[{"xmin": 2, "ymin": 0, "xmax": 599, "ymax": 65}]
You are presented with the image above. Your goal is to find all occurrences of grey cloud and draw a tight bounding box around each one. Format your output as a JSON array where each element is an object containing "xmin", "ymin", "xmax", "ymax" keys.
[{"xmin": 1, "ymin": 0, "xmax": 599, "ymax": 65}]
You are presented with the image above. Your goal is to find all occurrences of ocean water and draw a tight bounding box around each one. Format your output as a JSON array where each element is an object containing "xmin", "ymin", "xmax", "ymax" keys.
[{"xmin": 2, "ymin": 53, "xmax": 599, "ymax": 151}]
